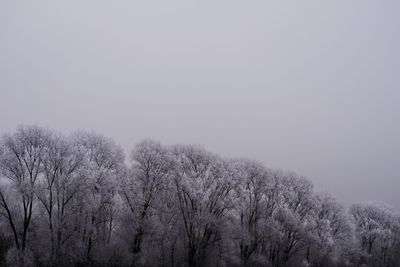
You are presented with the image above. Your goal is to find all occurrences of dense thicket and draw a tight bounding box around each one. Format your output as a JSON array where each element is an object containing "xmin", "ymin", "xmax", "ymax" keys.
[{"xmin": 0, "ymin": 126, "xmax": 399, "ymax": 267}]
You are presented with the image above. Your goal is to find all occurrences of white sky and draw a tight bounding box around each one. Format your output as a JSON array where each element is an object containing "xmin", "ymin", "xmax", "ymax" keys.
[{"xmin": 1, "ymin": 0, "xmax": 399, "ymax": 209}]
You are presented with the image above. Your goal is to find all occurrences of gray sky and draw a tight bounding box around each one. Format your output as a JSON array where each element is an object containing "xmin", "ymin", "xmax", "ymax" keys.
[{"xmin": 1, "ymin": 1, "xmax": 399, "ymax": 209}]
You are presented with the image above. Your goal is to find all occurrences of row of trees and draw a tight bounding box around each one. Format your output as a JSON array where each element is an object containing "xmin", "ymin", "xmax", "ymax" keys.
[{"xmin": 0, "ymin": 125, "xmax": 399, "ymax": 267}]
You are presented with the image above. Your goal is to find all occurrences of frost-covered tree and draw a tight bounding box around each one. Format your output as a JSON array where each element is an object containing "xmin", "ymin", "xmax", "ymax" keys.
[
  {"xmin": 119, "ymin": 140, "xmax": 173, "ymax": 265},
  {"xmin": 35, "ymin": 132, "xmax": 84, "ymax": 266},
  {"xmin": 266, "ymin": 171, "xmax": 316, "ymax": 266},
  {"xmin": 350, "ymin": 202, "xmax": 400, "ymax": 267},
  {"xmin": 307, "ymin": 192, "xmax": 353, "ymax": 267},
  {"xmin": 171, "ymin": 145, "xmax": 234, "ymax": 267},
  {"xmin": 0, "ymin": 126, "xmax": 51, "ymax": 265},
  {"xmin": 230, "ymin": 160, "xmax": 270, "ymax": 266},
  {"xmin": 71, "ymin": 131, "xmax": 125, "ymax": 265}
]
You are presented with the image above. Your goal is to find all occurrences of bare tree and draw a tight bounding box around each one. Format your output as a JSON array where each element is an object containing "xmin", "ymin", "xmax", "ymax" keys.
[
  {"xmin": 0, "ymin": 126, "xmax": 50, "ymax": 265},
  {"xmin": 266, "ymin": 171, "xmax": 316, "ymax": 266},
  {"xmin": 230, "ymin": 160, "xmax": 270, "ymax": 266},
  {"xmin": 307, "ymin": 192, "xmax": 353, "ymax": 267},
  {"xmin": 171, "ymin": 145, "xmax": 234, "ymax": 267},
  {"xmin": 350, "ymin": 202, "xmax": 400, "ymax": 267},
  {"xmin": 35, "ymin": 132, "xmax": 84, "ymax": 266},
  {"xmin": 120, "ymin": 140, "xmax": 173, "ymax": 264},
  {"xmin": 71, "ymin": 131, "xmax": 125, "ymax": 265}
]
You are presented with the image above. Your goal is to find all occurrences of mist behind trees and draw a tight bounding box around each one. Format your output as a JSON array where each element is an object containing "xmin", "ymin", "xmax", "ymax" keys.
[{"xmin": 0, "ymin": 125, "xmax": 399, "ymax": 267}]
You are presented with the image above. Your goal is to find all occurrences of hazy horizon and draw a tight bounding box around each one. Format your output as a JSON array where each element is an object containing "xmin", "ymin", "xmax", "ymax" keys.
[{"xmin": 1, "ymin": 1, "xmax": 399, "ymax": 210}]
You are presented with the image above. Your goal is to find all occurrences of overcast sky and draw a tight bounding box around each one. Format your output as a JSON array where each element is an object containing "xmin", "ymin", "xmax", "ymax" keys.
[{"xmin": 1, "ymin": 1, "xmax": 399, "ymax": 209}]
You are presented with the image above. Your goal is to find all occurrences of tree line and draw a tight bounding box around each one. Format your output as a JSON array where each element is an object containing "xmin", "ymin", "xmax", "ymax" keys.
[{"xmin": 0, "ymin": 125, "xmax": 399, "ymax": 267}]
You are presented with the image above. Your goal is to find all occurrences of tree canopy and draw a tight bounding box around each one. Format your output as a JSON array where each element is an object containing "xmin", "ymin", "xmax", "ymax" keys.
[{"xmin": 0, "ymin": 125, "xmax": 399, "ymax": 267}]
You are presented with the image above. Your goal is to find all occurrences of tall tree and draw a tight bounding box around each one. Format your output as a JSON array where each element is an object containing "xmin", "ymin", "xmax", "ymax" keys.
[
  {"xmin": 0, "ymin": 126, "xmax": 50, "ymax": 264},
  {"xmin": 171, "ymin": 145, "xmax": 234, "ymax": 267},
  {"xmin": 350, "ymin": 202, "xmax": 400, "ymax": 267},
  {"xmin": 307, "ymin": 192, "xmax": 353, "ymax": 267},
  {"xmin": 35, "ymin": 132, "xmax": 84, "ymax": 266},
  {"xmin": 120, "ymin": 140, "xmax": 173, "ymax": 264},
  {"xmin": 71, "ymin": 131, "xmax": 125, "ymax": 265},
  {"xmin": 230, "ymin": 160, "xmax": 270, "ymax": 266}
]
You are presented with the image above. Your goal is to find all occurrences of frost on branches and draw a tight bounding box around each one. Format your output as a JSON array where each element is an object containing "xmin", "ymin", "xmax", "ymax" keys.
[{"xmin": 0, "ymin": 126, "xmax": 399, "ymax": 267}]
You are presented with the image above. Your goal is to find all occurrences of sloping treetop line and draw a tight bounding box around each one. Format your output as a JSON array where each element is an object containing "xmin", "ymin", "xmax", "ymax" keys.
[{"xmin": 0, "ymin": 125, "xmax": 399, "ymax": 267}]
